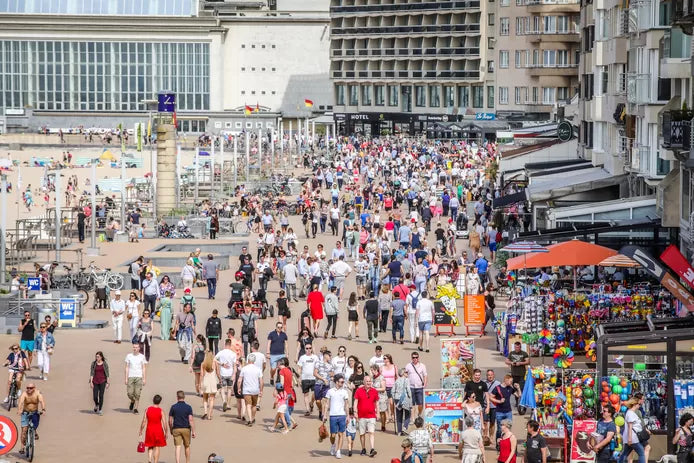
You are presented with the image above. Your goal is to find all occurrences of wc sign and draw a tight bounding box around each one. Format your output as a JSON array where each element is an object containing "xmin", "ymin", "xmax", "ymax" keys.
[{"xmin": 59, "ymin": 298, "xmax": 77, "ymax": 327}]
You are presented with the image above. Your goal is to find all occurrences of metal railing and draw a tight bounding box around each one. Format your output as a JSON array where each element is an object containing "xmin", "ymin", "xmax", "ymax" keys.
[
  {"xmin": 662, "ymin": 110, "xmax": 694, "ymax": 150},
  {"xmin": 331, "ymin": 24, "xmax": 481, "ymax": 35},
  {"xmin": 330, "ymin": 0, "xmax": 481, "ymax": 13},
  {"xmin": 1, "ymin": 295, "xmax": 83, "ymax": 324}
]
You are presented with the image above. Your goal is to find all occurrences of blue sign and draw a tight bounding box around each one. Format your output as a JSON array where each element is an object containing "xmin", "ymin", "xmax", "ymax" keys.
[
  {"xmin": 27, "ymin": 278, "xmax": 40, "ymax": 291},
  {"xmin": 475, "ymin": 113, "xmax": 496, "ymax": 121},
  {"xmin": 157, "ymin": 92, "xmax": 176, "ymax": 113},
  {"xmin": 59, "ymin": 298, "xmax": 77, "ymax": 327}
]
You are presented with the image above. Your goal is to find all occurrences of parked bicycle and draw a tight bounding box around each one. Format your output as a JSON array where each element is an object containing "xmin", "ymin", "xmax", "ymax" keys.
[
  {"xmin": 73, "ymin": 261, "xmax": 124, "ymax": 292},
  {"xmin": 49, "ymin": 264, "xmax": 90, "ymax": 304}
]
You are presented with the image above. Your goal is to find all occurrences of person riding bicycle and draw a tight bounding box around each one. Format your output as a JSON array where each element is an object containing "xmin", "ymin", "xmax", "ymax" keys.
[
  {"xmin": 17, "ymin": 383, "xmax": 46, "ymax": 454},
  {"xmin": 4, "ymin": 343, "xmax": 28, "ymax": 403}
]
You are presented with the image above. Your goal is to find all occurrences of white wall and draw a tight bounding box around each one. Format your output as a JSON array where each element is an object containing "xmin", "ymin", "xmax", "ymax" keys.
[{"xmin": 276, "ymin": 0, "xmax": 330, "ymax": 12}]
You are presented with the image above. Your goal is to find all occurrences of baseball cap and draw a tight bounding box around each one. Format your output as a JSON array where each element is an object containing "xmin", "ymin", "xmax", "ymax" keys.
[
  {"xmin": 115, "ymin": 290, "xmax": 121, "ymax": 295},
  {"xmin": 184, "ymin": 288, "xmax": 191, "ymax": 293}
]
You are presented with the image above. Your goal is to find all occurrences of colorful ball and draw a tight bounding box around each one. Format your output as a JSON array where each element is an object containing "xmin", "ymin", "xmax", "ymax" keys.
[
  {"xmin": 620, "ymin": 393, "xmax": 628, "ymax": 401},
  {"xmin": 615, "ymin": 416, "xmax": 625, "ymax": 427},
  {"xmin": 612, "ymin": 385, "xmax": 623, "ymax": 394},
  {"xmin": 573, "ymin": 388, "xmax": 583, "ymax": 398},
  {"xmin": 583, "ymin": 388, "xmax": 594, "ymax": 399},
  {"xmin": 610, "ymin": 393, "xmax": 620, "ymax": 404},
  {"xmin": 609, "ymin": 376, "xmax": 619, "ymax": 386},
  {"xmin": 620, "ymin": 405, "xmax": 627, "ymax": 413}
]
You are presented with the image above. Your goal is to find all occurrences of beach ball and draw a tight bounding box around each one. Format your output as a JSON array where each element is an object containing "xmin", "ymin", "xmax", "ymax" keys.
[
  {"xmin": 610, "ymin": 394, "xmax": 620, "ymax": 404},
  {"xmin": 609, "ymin": 376, "xmax": 619, "ymax": 386},
  {"xmin": 621, "ymin": 405, "xmax": 627, "ymax": 413},
  {"xmin": 574, "ymin": 407, "xmax": 584, "ymax": 417},
  {"xmin": 615, "ymin": 416, "xmax": 625, "ymax": 427},
  {"xmin": 573, "ymin": 388, "xmax": 583, "ymax": 398},
  {"xmin": 583, "ymin": 388, "xmax": 594, "ymax": 399},
  {"xmin": 620, "ymin": 379, "xmax": 628, "ymax": 388},
  {"xmin": 620, "ymin": 393, "xmax": 628, "ymax": 401},
  {"xmin": 585, "ymin": 397, "xmax": 595, "ymax": 408},
  {"xmin": 573, "ymin": 397, "xmax": 583, "ymax": 407},
  {"xmin": 612, "ymin": 385, "xmax": 623, "ymax": 394},
  {"xmin": 584, "ymin": 377, "xmax": 595, "ymax": 388}
]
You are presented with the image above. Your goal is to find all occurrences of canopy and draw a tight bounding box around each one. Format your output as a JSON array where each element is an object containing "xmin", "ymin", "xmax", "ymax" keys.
[
  {"xmin": 506, "ymin": 240, "xmax": 617, "ymax": 271},
  {"xmin": 598, "ymin": 254, "xmax": 641, "ymax": 268},
  {"xmin": 99, "ymin": 150, "xmax": 116, "ymax": 161}
]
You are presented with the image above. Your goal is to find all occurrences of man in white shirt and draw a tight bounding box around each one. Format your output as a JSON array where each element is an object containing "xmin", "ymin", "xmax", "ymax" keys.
[
  {"xmin": 124, "ymin": 343, "xmax": 147, "ymax": 414},
  {"xmin": 369, "ymin": 345, "xmax": 385, "ymax": 370},
  {"xmin": 415, "ymin": 291, "xmax": 436, "ymax": 353},
  {"xmin": 282, "ymin": 259, "xmax": 299, "ymax": 302},
  {"xmin": 323, "ymin": 374, "xmax": 350, "ymax": 459},
  {"xmin": 354, "ymin": 255, "xmax": 369, "ymax": 301},
  {"xmin": 239, "ymin": 353, "xmax": 263, "ymax": 424},
  {"xmin": 297, "ymin": 344, "xmax": 320, "ymax": 416},
  {"xmin": 329, "ymin": 255, "xmax": 352, "ymax": 300},
  {"xmin": 214, "ymin": 339, "xmax": 238, "ymax": 413},
  {"xmin": 405, "ymin": 285, "xmax": 420, "ymax": 344},
  {"xmin": 110, "ymin": 290, "xmax": 125, "ymax": 343}
]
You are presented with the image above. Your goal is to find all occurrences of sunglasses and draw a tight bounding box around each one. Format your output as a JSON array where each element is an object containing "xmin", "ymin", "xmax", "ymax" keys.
[{"xmin": 26, "ymin": 387, "xmax": 35, "ymax": 390}]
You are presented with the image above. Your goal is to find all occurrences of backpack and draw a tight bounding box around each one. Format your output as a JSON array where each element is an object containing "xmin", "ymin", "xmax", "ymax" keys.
[{"xmin": 409, "ymin": 292, "xmax": 419, "ymax": 311}]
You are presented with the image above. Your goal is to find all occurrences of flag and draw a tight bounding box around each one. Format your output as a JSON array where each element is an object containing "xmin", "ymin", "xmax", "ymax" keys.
[
  {"xmin": 304, "ymin": 99, "xmax": 314, "ymax": 108},
  {"xmin": 119, "ymin": 123, "xmax": 125, "ymax": 153},
  {"xmin": 137, "ymin": 123, "xmax": 142, "ymax": 153},
  {"xmin": 172, "ymin": 112, "xmax": 177, "ymax": 128},
  {"xmin": 244, "ymin": 105, "xmax": 253, "ymax": 115},
  {"xmin": 146, "ymin": 118, "xmax": 152, "ymax": 138},
  {"xmin": 254, "ymin": 103, "xmax": 260, "ymax": 113}
]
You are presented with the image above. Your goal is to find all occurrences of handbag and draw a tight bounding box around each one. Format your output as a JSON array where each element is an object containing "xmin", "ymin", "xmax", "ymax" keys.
[
  {"xmin": 137, "ymin": 441, "xmax": 145, "ymax": 453},
  {"xmin": 637, "ymin": 429, "xmax": 650, "ymax": 443}
]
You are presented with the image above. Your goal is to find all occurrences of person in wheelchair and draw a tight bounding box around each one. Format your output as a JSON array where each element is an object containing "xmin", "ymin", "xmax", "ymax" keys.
[{"xmin": 227, "ymin": 271, "xmax": 249, "ymax": 319}]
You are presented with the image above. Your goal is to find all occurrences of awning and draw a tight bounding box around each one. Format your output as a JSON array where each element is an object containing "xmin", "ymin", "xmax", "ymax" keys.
[
  {"xmin": 527, "ymin": 168, "xmax": 626, "ymax": 202},
  {"xmin": 493, "ymin": 190, "xmax": 528, "ymax": 208}
]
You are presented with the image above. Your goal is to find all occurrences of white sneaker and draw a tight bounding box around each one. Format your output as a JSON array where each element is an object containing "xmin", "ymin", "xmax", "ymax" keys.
[
  {"xmin": 336, "ymin": 450, "xmax": 342, "ymax": 459},
  {"xmin": 2, "ymin": 397, "xmax": 7, "ymax": 403},
  {"xmin": 330, "ymin": 444, "xmax": 336, "ymax": 456}
]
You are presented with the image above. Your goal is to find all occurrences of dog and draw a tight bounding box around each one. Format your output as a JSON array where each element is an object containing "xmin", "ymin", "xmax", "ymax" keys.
[{"xmin": 657, "ymin": 455, "xmax": 678, "ymax": 463}]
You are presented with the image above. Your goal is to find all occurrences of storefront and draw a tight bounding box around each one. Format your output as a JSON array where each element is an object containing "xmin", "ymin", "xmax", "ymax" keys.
[{"xmin": 333, "ymin": 112, "xmax": 466, "ymax": 137}]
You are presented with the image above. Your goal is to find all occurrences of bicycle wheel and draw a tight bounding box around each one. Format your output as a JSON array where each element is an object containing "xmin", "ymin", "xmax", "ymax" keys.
[
  {"xmin": 73, "ymin": 273, "xmax": 91, "ymax": 290},
  {"xmin": 6, "ymin": 381, "xmax": 15, "ymax": 411},
  {"xmin": 106, "ymin": 273, "xmax": 124, "ymax": 291},
  {"xmin": 26, "ymin": 426, "xmax": 34, "ymax": 462},
  {"xmin": 76, "ymin": 288, "xmax": 90, "ymax": 305}
]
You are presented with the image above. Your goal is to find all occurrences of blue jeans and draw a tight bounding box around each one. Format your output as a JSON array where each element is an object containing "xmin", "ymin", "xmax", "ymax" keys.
[
  {"xmin": 392, "ymin": 315, "xmax": 405, "ymax": 340},
  {"xmin": 619, "ymin": 442, "xmax": 645, "ymax": 463},
  {"xmin": 207, "ymin": 278, "xmax": 217, "ymax": 298},
  {"xmin": 495, "ymin": 410, "xmax": 513, "ymax": 440}
]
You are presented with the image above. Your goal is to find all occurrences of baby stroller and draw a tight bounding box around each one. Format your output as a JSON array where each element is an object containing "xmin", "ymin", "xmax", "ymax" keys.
[
  {"xmin": 229, "ymin": 285, "xmax": 274, "ymax": 319},
  {"xmin": 455, "ymin": 213, "xmax": 469, "ymax": 239}
]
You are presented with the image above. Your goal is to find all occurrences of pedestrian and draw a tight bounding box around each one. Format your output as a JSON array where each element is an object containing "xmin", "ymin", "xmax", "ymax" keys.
[
  {"xmin": 240, "ymin": 353, "xmax": 263, "ymax": 425},
  {"xmin": 459, "ymin": 415, "xmax": 485, "ymax": 463},
  {"xmin": 131, "ymin": 256, "xmax": 144, "ymax": 293},
  {"xmin": 125, "ymin": 343, "xmax": 147, "ymax": 415},
  {"xmin": 34, "ymin": 322, "xmax": 55, "ymax": 381},
  {"xmin": 505, "ymin": 342, "xmax": 529, "ymax": 408},
  {"xmin": 169, "ymin": 390, "xmax": 196, "ymax": 463},
  {"xmin": 497, "ymin": 420, "xmax": 517, "ymax": 463},
  {"xmin": 276, "ymin": 289, "xmax": 290, "ymax": 329},
  {"xmin": 266, "ymin": 320, "xmax": 288, "ymax": 384},
  {"xmin": 174, "ymin": 303, "xmax": 196, "ymax": 364},
  {"xmin": 619, "ymin": 398, "xmax": 647, "ymax": 463},
  {"xmin": 18, "ymin": 310, "xmax": 36, "ymax": 369},
  {"xmin": 377, "ymin": 285, "xmax": 392, "ymax": 333},
  {"xmin": 307, "ymin": 284, "xmax": 325, "ymax": 337},
  {"xmin": 347, "ymin": 292, "xmax": 360, "ymax": 340},
  {"xmin": 126, "ymin": 292, "xmax": 141, "ymax": 342},
  {"xmin": 269, "ymin": 382, "xmax": 291, "ymax": 434},
  {"xmin": 142, "ymin": 272, "xmax": 159, "ymax": 315},
  {"xmin": 139, "ymin": 394, "xmax": 168, "ymax": 463},
  {"xmin": 405, "ymin": 285, "xmax": 420, "ymax": 344},
  {"xmin": 77, "ymin": 207, "xmax": 86, "ymax": 243},
  {"xmin": 415, "ymin": 291, "xmax": 434, "ymax": 352},
  {"xmin": 203, "ymin": 254, "xmax": 219, "ymax": 299},
  {"xmin": 298, "ymin": 343, "xmax": 319, "ymax": 417},
  {"xmin": 277, "ymin": 357, "xmax": 298, "ymax": 429},
  {"xmin": 137, "ymin": 309, "xmax": 154, "ymax": 362},
  {"xmin": 392, "ymin": 368, "xmax": 412, "ymax": 436},
  {"xmin": 210, "ymin": 214, "xmax": 219, "ymax": 240},
  {"xmin": 409, "ymin": 417, "xmax": 434, "ymax": 462},
  {"xmin": 484, "ymin": 369, "xmax": 502, "ymax": 445},
  {"xmin": 363, "ymin": 291, "xmax": 380, "ymax": 343},
  {"xmin": 483, "ymin": 285, "xmax": 496, "ymax": 335},
  {"xmin": 186, "ymin": 335, "xmax": 205, "ymax": 396},
  {"xmin": 526, "ymin": 420, "xmax": 548, "ymax": 463},
  {"xmin": 595, "ymin": 405, "xmax": 617, "ymax": 463},
  {"xmin": 214, "ymin": 338, "xmax": 238, "ymax": 414},
  {"xmin": 323, "ymin": 373, "xmax": 350, "ymax": 459},
  {"xmin": 390, "ymin": 291, "xmax": 406, "ymax": 344},
  {"xmin": 159, "ymin": 291, "xmax": 173, "ymax": 341},
  {"xmin": 89, "ymin": 351, "xmax": 109, "ymax": 415},
  {"xmin": 205, "ymin": 310, "xmax": 222, "ymax": 354},
  {"xmin": 180, "ymin": 259, "xmax": 196, "ymax": 291},
  {"xmin": 462, "ymin": 392, "xmax": 484, "ymax": 433},
  {"xmin": 490, "ymin": 374, "xmax": 520, "ymax": 440},
  {"xmin": 371, "ymin": 365, "xmax": 389, "ymax": 433},
  {"xmin": 324, "ymin": 286, "xmax": 339, "ymax": 339},
  {"xmin": 200, "ymin": 352, "xmax": 217, "ymax": 420},
  {"xmin": 353, "ymin": 375, "xmax": 379, "ymax": 457},
  {"xmin": 672, "ymin": 412, "xmax": 693, "ymax": 463},
  {"xmin": 240, "ymin": 303, "xmax": 259, "ymax": 358},
  {"xmin": 283, "ymin": 259, "xmax": 299, "ymax": 302},
  {"xmin": 405, "ymin": 352, "xmax": 427, "ymax": 418}
]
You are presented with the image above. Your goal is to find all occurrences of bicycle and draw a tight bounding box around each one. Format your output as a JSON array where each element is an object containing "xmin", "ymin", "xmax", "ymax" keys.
[
  {"xmin": 6, "ymin": 371, "xmax": 19, "ymax": 411},
  {"xmin": 22, "ymin": 410, "xmax": 41, "ymax": 462},
  {"xmin": 74, "ymin": 262, "xmax": 124, "ymax": 292}
]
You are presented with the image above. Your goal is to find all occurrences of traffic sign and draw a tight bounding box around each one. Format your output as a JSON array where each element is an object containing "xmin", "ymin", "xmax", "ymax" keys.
[
  {"xmin": 0, "ymin": 415, "xmax": 18, "ymax": 455},
  {"xmin": 557, "ymin": 120, "xmax": 573, "ymax": 141},
  {"xmin": 27, "ymin": 278, "xmax": 40, "ymax": 291}
]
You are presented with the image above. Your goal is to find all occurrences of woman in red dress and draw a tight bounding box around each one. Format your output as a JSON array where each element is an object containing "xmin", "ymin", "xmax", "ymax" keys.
[
  {"xmin": 497, "ymin": 419, "xmax": 517, "ymax": 463},
  {"xmin": 139, "ymin": 394, "xmax": 168, "ymax": 463},
  {"xmin": 306, "ymin": 283, "xmax": 325, "ymax": 337}
]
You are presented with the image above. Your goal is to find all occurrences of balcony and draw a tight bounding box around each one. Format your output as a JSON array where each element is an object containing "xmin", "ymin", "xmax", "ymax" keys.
[
  {"xmin": 331, "ymin": 24, "xmax": 481, "ymax": 36},
  {"xmin": 671, "ymin": 0, "xmax": 694, "ymax": 34},
  {"xmin": 526, "ymin": 0, "xmax": 580, "ymax": 13},
  {"xmin": 330, "ymin": 0, "xmax": 481, "ymax": 14},
  {"xmin": 527, "ymin": 63, "xmax": 578, "ymax": 76},
  {"xmin": 330, "ymin": 69, "xmax": 481, "ymax": 80},
  {"xmin": 662, "ymin": 109, "xmax": 693, "ymax": 150},
  {"xmin": 525, "ymin": 29, "xmax": 581, "ymax": 43},
  {"xmin": 330, "ymin": 47, "xmax": 481, "ymax": 59}
]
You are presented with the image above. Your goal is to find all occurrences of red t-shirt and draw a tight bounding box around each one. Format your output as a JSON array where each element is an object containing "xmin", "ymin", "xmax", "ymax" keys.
[
  {"xmin": 384, "ymin": 197, "xmax": 393, "ymax": 208},
  {"xmin": 279, "ymin": 366, "xmax": 296, "ymax": 403},
  {"xmin": 354, "ymin": 386, "xmax": 379, "ymax": 419},
  {"xmin": 307, "ymin": 291, "xmax": 325, "ymax": 312},
  {"xmin": 393, "ymin": 284, "xmax": 410, "ymax": 301}
]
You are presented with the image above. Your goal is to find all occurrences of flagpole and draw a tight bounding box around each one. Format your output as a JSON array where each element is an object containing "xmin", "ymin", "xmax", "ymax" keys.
[
  {"xmin": 271, "ymin": 130, "xmax": 275, "ymax": 175},
  {"xmin": 258, "ymin": 128, "xmax": 262, "ymax": 175},
  {"xmin": 220, "ymin": 135, "xmax": 225, "ymax": 198},
  {"xmin": 211, "ymin": 136, "xmax": 216, "ymax": 198},
  {"xmin": 195, "ymin": 146, "xmax": 199, "ymax": 205},
  {"xmin": 298, "ymin": 118, "xmax": 301, "ymax": 155},
  {"xmin": 233, "ymin": 135, "xmax": 238, "ymax": 189},
  {"xmin": 245, "ymin": 131, "xmax": 250, "ymax": 182},
  {"xmin": 279, "ymin": 120, "xmax": 284, "ymax": 168},
  {"xmin": 289, "ymin": 120, "xmax": 293, "ymax": 161}
]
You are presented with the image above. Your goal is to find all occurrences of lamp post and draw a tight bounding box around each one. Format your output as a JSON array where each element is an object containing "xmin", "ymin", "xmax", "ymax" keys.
[
  {"xmin": 0, "ymin": 173, "xmax": 6, "ymax": 284},
  {"xmin": 86, "ymin": 163, "xmax": 99, "ymax": 256},
  {"xmin": 140, "ymin": 99, "xmax": 158, "ymax": 218}
]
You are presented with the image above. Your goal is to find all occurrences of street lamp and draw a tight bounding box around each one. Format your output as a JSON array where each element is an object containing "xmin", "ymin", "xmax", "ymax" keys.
[
  {"xmin": 0, "ymin": 173, "xmax": 7, "ymax": 285},
  {"xmin": 140, "ymin": 99, "xmax": 158, "ymax": 219}
]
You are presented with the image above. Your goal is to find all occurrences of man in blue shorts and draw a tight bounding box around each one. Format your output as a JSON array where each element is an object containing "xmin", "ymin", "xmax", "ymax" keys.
[
  {"xmin": 265, "ymin": 321, "xmax": 288, "ymax": 385},
  {"xmin": 323, "ymin": 374, "xmax": 350, "ymax": 459},
  {"xmin": 18, "ymin": 311, "xmax": 36, "ymax": 368}
]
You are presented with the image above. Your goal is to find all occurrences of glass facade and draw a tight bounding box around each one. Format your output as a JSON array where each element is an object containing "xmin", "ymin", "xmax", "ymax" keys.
[
  {"xmin": 0, "ymin": 40, "xmax": 210, "ymax": 111},
  {"xmin": 0, "ymin": 0, "xmax": 197, "ymax": 16}
]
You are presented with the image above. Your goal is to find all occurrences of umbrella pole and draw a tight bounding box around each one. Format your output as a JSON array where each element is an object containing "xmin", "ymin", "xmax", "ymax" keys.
[{"xmin": 573, "ymin": 267, "xmax": 577, "ymax": 291}]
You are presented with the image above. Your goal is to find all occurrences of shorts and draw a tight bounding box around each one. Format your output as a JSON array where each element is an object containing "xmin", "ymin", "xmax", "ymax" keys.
[
  {"xmin": 348, "ymin": 310, "xmax": 359, "ymax": 322},
  {"xmin": 131, "ymin": 278, "xmax": 141, "ymax": 290},
  {"xmin": 233, "ymin": 371, "xmax": 244, "ymax": 399},
  {"xmin": 301, "ymin": 379, "xmax": 316, "ymax": 394},
  {"xmin": 330, "ymin": 415, "xmax": 347, "ymax": 434},
  {"xmin": 172, "ymin": 428, "xmax": 191, "ymax": 448},
  {"xmin": 244, "ymin": 394, "xmax": 259, "ymax": 406},
  {"xmin": 418, "ymin": 321, "xmax": 432, "ymax": 332},
  {"xmin": 314, "ymin": 383, "xmax": 330, "ymax": 401},
  {"xmin": 411, "ymin": 388, "xmax": 424, "ymax": 406},
  {"xmin": 270, "ymin": 354, "xmax": 286, "ymax": 369},
  {"xmin": 21, "ymin": 412, "xmax": 39, "ymax": 429},
  {"xmin": 484, "ymin": 408, "xmax": 496, "ymax": 423},
  {"xmin": 355, "ymin": 276, "xmax": 367, "ymax": 287},
  {"xmin": 20, "ymin": 340, "xmax": 34, "ymax": 352},
  {"xmin": 277, "ymin": 404, "xmax": 288, "ymax": 414},
  {"xmin": 346, "ymin": 431, "xmax": 356, "ymax": 441},
  {"xmin": 220, "ymin": 376, "xmax": 234, "ymax": 387},
  {"xmin": 358, "ymin": 417, "xmax": 376, "ymax": 434},
  {"xmin": 386, "ymin": 387, "xmax": 393, "ymax": 399},
  {"xmin": 333, "ymin": 277, "xmax": 346, "ymax": 290},
  {"xmin": 489, "ymin": 242, "xmax": 497, "ymax": 252}
]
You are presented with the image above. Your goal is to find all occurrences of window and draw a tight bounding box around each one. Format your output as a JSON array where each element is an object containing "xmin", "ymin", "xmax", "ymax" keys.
[
  {"xmin": 542, "ymin": 87, "xmax": 556, "ymax": 104},
  {"xmin": 533, "ymin": 16, "xmax": 541, "ymax": 33},
  {"xmin": 361, "ymin": 85, "xmax": 372, "ymax": 105},
  {"xmin": 488, "ymin": 13, "xmax": 495, "ymax": 25},
  {"xmin": 488, "ymin": 37, "xmax": 495, "ymax": 49},
  {"xmin": 261, "ymin": 67, "xmax": 265, "ymax": 71},
  {"xmin": 235, "ymin": 122, "xmax": 242, "ymax": 129},
  {"xmin": 251, "ymin": 91, "xmax": 256, "ymax": 95},
  {"xmin": 241, "ymin": 67, "xmax": 246, "ymax": 71},
  {"xmin": 557, "ymin": 87, "xmax": 569, "ymax": 101},
  {"xmin": 375, "ymin": 85, "xmax": 385, "ymax": 106},
  {"xmin": 501, "ymin": 0, "xmax": 509, "ymax": 6},
  {"xmin": 543, "ymin": 50, "xmax": 556, "ymax": 66},
  {"xmin": 487, "ymin": 86, "xmax": 495, "ymax": 108},
  {"xmin": 515, "ymin": 87, "xmax": 522, "ymax": 104},
  {"xmin": 349, "ymin": 85, "xmax": 358, "ymax": 105},
  {"xmin": 241, "ymin": 91, "xmax": 246, "ymax": 95},
  {"xmin": 488, "ymin": 60, "xmax": 495, "ymax": 73},
  {"xmin": 558, "ymin": 50, "xmax": 569, "ymax": 66},
  {"xmin": 515, "ymin": 50, "xmax": 521, "ymax": 68},
  {"xmin": 458, "ymin": 86, "xmax": 470, "ymax": 108},
  {"xmin": 500, "ymin": 51, "xmax": 509, "ymax": 68},
  {"xmin": 557, "ymin": 15, "xmax": 569, "ymax": 33},
  {"xmin": 600, "ymin": 66, "xmax": 608, "ymax": 95},
  {"xmin": 429, "ymin": 85, "xmax": 440, "ymax": 107},
  {"xmin": 242, "ymin": 44, "xmax": 246, "ymax": 48},
  {"xmin": 532, "ymin": 87, "xmax": 539, "ymax": 103},
  {"xmin": 444, "ymin": 86, "xmax": 454, "ymax": 107},
  {"xmin": 544, "ymin": 16, "xmax": 556, "ymax": 33},
  {"xmin": 499, "ymin": 87, "xmax": 509, "ymax": 104},
  {"xmin": 516, "ymin": 0, "xmax": 524, "ymax": 5},
  {"xmin": 272, "ymin": 67, "xmax": 276, "ymax": 71},
  {"xmin": 472, "ymin": 85, "xmax": 483, "ymax": 108},
  {"xmin": 388, "ymin": 85, "xmax": 398, "ymax": 106},
  {"xmin": 533, "ymin": 49, "xmax": 540, "ymax": 66},
  {"xmin": 415, "ymin": 85, "xmax": 426, "ymax": 106},
  {"xmin": 272, "ymin": 44, "xmax": 276, "ymax": 48},
  {"xmin": 500, "ymin": 18, "xmax": 509, "ymax": 35},
  {"xmin": 516, "ymin": 17, "xmax": 526, "ymax": 34},
  {"xmin": 336, "ymin": 85, "xmax": 345, "ymax": 106}
]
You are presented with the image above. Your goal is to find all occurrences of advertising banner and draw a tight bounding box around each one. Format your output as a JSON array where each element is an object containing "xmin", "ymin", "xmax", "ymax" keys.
[
  {"xmin": 660, "ymin": 244, "xmax": 694, "ymax": 290},
  {"xmin": 441, "ymin": 338, "xmax": 475, "ymax": 389},
  {"xmin": 423, "ymin": 390, "xmax": 464, "ymax": 446},
  {"xmin": 570, "ymin": 420, "xmax": 597, "ymax": 463},
  {"xmin": 464, "ymin": 295, "xmax": 485, "ymax": 326}
]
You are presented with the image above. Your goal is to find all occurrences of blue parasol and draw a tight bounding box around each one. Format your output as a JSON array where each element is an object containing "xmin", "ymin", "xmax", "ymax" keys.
[{"xmin": 519, "ymin": 367, "xmax": 536, "ymax": 409}]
